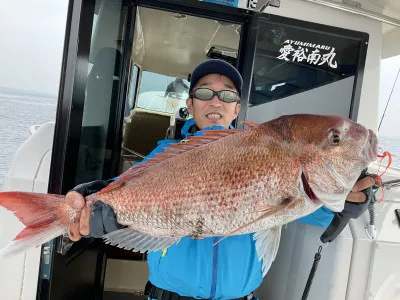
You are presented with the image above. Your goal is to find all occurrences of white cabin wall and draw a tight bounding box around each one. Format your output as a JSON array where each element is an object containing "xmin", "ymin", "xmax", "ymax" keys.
[
  {"xmin": 382, "ymin": 27, "xmax": 400, "ymax": 59},
  {"xmin": 252, "ymin": 0, "xmax": 383, "ymax": 132},
  {"xmin": 246, "ymin": 1, "xmax": 384, "ymax": 299}
]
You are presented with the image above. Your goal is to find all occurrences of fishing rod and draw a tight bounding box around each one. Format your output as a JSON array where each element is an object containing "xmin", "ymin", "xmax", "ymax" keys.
[{"xmin": 378, "ymin": 66, "xmax": 400, "ymax": 132}]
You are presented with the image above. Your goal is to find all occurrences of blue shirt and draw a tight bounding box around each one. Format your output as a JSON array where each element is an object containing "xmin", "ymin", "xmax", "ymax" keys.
[{"xmin": 120, "ymin": 118, "xmax": 333, "ymax": 299}]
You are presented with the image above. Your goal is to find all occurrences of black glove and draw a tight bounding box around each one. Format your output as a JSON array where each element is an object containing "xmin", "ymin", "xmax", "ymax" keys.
[
  {"xmin": 89, "ymin": 201, "xmax": 123, "ymax": 238},
  {"xmin": 69, "ymin": 180, "xmax": 122, "ymax": 238},
  {"xmin": 70, "ymin": 179, "xmax": 109, "ymax": 196},
  {"xmin": 341, "ymin": 186, "xmax": 373, "ymax": 219},
  {"xmin": 340, "ymin": 169, "xmax": 374, "ymax": 219},
  {"xmin": 320, "ymin": 170, "xmax": 374, "ymax": 243}
]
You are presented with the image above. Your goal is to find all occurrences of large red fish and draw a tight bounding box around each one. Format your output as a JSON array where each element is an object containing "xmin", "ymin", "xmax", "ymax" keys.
[{"xmin": 0, "ymin": 114, "xmax": 378, "ymax": 276}]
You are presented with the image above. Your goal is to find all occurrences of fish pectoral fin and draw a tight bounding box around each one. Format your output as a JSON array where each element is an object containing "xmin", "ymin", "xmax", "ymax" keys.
[
  {"xmin": 214, "ymin": 197, "xmax": 294, "ymax": 246},
  {"xmin": 254, "ymin": 226, "xmax": 282, "ymax": 277},
  {"xmin": 255, "ymin": 197, "xmax": 294, "ymax": 213},
  {"xmin": 102, "ymin": 229, "xmax": 179, "ymax": 253},
  {"xmin": 213, "ymin": 198, "xmax": 294, "ymax": 246}
]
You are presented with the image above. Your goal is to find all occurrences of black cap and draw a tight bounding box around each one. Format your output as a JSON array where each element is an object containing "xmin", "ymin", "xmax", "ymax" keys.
[{"xmin": 189, "ymin": 59, "xmax": 243, "ymax": 95}]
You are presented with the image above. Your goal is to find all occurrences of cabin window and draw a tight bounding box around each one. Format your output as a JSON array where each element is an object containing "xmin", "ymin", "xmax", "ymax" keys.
[
  {"xmin": 135, "ymin": 71, "xmax": 189, "ymax": 114},
  {"xmin": 75, "ymin": 0, "xmax": 128, "ymax": 183},
  {"xmin": 247, "ymin": 21, "xmax": 363, "ymax": 122}
]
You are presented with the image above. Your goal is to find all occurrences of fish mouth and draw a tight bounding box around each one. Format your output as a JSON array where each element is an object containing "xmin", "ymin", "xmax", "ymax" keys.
[
  {"xmin": 362, "ymin": 129, "xmax": 378, "ymax": 162},
  {"xmin": 301, "ymin": 171, "xmax": 319, "ymax": 203}
]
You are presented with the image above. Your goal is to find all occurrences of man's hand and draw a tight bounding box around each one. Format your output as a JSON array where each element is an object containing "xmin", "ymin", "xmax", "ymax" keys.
[
  {"xmin": 342, "ymin": 175, "xmax": 376, "ymax": 219},
  {"xmin": 346, "ymin": 176, "xmax": 375, "ymax": 203},
  {"xmin": 65, "ymin": 180, "xmax": 121, "ymax": 241},
  {"xmin": 65, "ymin": 190, "xmax": 91, "ymax": 241}
]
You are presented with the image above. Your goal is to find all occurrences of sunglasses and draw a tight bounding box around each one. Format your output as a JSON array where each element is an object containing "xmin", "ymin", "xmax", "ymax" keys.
[{"xmin": 190, "ymin": 88, "xmax": 240, "ymax": 103}]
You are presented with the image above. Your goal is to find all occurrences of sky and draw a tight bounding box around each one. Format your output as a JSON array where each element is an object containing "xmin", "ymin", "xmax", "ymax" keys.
[
  {"xmin": 0, "ymin": 1, "xmax": 399, "ymax": 137},
  {"xmin": 0, "ymin": 1, "xmax": 68, "ymax": 96}
]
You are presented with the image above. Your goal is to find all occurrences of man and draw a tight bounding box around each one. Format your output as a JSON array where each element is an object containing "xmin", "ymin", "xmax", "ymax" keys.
[
  {"xmin": 66, "ymin": 59, "xmax": 375, "ymax": 299},
  {"xmin": 164, "ymin": 78, "xmax": 190, "ymax": 97}
]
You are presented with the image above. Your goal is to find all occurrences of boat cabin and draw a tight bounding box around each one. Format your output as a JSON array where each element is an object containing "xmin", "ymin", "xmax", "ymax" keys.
[{"xmin": 1, "ymin": 0, "xmax": 400, "ymax": 299}]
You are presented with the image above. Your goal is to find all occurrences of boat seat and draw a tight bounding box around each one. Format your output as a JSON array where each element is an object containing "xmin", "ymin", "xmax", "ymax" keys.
[{"xmin": 121, "ymin": 109, "xmax": 171, "ymax": 165}]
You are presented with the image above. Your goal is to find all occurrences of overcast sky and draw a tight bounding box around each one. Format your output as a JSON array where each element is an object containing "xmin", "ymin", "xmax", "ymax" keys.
[
  {"xmin": 0, "ymin": 1, "xmax": 68, "ymax": 95},
  {"xmin": 0, "ymin": 1, "xmax": 399, "ymax": 137}
]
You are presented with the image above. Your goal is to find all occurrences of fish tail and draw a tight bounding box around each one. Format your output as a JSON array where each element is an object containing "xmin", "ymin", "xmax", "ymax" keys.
[{"xmin": 0, "ymin": 191, "xmax": 68, "ymax": 257}]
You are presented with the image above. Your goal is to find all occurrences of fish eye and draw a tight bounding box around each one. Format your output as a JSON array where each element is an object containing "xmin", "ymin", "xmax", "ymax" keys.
[{"xmin": 328, "ymin": 130, "xmax": 341, "ymax": 145}]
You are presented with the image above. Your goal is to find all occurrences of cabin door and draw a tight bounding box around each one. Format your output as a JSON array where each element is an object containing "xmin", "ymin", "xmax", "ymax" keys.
[{"xmin": 36, "ymin": 0, "xmax": 137, "ymax": 298}]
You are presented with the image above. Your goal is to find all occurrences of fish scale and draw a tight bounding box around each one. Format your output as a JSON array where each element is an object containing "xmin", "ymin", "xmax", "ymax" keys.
[
  {"xmin": 96, "ymin": 152, "xmax": 302, "ymax": 237},
  {"xmin": 0, "ymin": 114, "xmax": 378, "ymax": 276}
]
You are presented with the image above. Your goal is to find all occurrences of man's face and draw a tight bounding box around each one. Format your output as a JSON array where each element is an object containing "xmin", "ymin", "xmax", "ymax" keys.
[{"xmin": 186, "ymin": 74, "xmax": 241, "ymax": 129}]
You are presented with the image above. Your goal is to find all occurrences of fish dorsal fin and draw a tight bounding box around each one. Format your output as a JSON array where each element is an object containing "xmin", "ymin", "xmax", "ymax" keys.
[
  {"xmin": 242, "ymin": 121, "xmax": 260, "ymax": 128},
  {"xmin": 99, "ymin": 128, "xmax": 244, "ymax": 194}
]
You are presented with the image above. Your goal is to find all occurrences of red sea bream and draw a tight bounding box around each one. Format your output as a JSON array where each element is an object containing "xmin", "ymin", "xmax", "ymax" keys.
[{"xmin": 0, "ymin": 114, "xmax": 378, "ymax": 276}]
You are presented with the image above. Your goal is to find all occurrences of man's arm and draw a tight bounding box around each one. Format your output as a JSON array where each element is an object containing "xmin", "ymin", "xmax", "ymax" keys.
[{"xmin": 65, "ymin": 139, "xmax": 175, "ymax": 241}]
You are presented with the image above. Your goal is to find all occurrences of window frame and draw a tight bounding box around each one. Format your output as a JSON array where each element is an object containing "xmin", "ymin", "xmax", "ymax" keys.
[
  {"xmin": 236, "ymin": 13, "xmax": 369, "ymax": 127},
  {"xmin": 126, "ymin": 63, "xmax": 140, "ymax": 112}
]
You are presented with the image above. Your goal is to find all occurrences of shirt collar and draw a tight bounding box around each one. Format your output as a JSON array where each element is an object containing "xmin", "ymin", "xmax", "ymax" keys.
[{"xmin": 181, "ymin": 118, "xmax": 234, "ymax": 139}]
